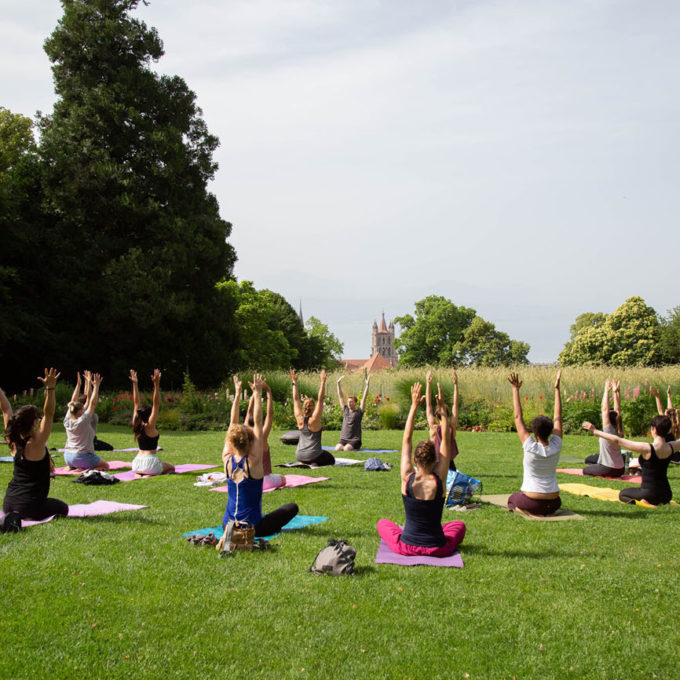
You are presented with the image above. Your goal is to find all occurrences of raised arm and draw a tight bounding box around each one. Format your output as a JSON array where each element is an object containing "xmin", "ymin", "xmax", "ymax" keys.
[
  {"xmin": 309, "ymin": 370, "xmax": 326, "ymax": 426},
  {"xmin": 230, "ymin": 375, "xmax": 242, "ymax": 426},
  {"xmin": 70, "ymin": 372, "xmax": 82, "ymax": 405},
  {"xmin": 425, "ymin": 370, "xmax": 437, "ymax": 437},
  {"xmin": 33, "ymin": 368, "xmax": 61, "ymax": 450},
  {"xmin": 553, "ymin": 370, "xmax": 563, "ymax": 438},
  {"xmin": 86, "ymin": 373, "xmax": 102, "ymax": 417},
  {"xmin": 148, "ymin": 369, "xmax": 161, "ymax": 427},
  {"xmin": 0, "ymin": 386, "xmax": 12, "ymax": 430},
  {"xmin": 667, "ymin": 385, "xmax": 674, "ymax": 411},
  {"xmin": 508, "ymin": 372, "xmax": 530, "ymax": 443},
  {"xmin": 601, "ymin": 378, "xmax": 613, "ymax": 427},
  {"xmin": 650, "ymin": 387, "xmax": 664, "ymax": 416},
  {"xmin": 451, "ymin": 369, "xmax": 459, "ymax": 434},
  {"xmin": 83, "ymin": 369, "xmax": 92, "ymax": 403},
  {"xmin": 359, "ymin": 370, "xmax": 371, "ymax": 412},
  {"xmin": 401, "ymin": 383, "xmax": 423, "ymax": 483},
  {"xmin": 263, "ymin": 381, "xmax": 274, "ymax": 441},
  {"xmin": 582, "ymin": 421, "xmax": 650, "ymax": 455},
  {"xmin": 612, "ymin": 380, "xmax": 624, "ymax": 437},
  {"xmin": 290, "ymin": 370, "xmax": 303, "ymax": 426},
  {"xmin": 336, "ymin": 375, "xmax": 346, "ymax": 410},
  {"xmin": 129, "ymin": 369, "xmax": 140, "ymax": 418},
  {"xmin": 248, "ymin": 374, "xmax": 265, "ymax": 465},
  {"xmin": 434, "ymin": 384, "xmax": 451, "ymax": 481}
]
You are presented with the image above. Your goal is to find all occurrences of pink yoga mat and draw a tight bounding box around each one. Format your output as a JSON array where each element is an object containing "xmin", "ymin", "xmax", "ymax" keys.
[
  {"xmin": 375, "ymin": 539, "xmax": 464, "ymax": 567},
  {"xmin": 557, "ymin": 468, "xmax": 642, "ymax": 484},
  {"xmin": 22, "ymin": 501, "xmax": 148, "ymax": 527},
  {"xmin": 113, "ymin": 463, "xmax": 217, "ymax": 482},
  {"xmin": 54, "ymin": 460, "xmax": 132, "ymax": 475},
  {"xmin": 210, "ymin": 474, "xmax": 329, "ymax": 494}
]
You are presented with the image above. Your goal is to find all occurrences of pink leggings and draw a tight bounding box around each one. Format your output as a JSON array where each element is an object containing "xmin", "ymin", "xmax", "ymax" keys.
[{"xmin": 377, "ymin": 519, "xmax": 466, "ymax": 557}]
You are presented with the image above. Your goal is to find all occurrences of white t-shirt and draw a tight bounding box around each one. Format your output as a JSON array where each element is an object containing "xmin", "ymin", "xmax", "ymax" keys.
[
  {"xmin": 521, "ymin": 435, "xmax": 562, "ymax": 494},
  {"xmin": 598, "ymin": 424, "xmax": 623, "ymax": 469},
  {"xmin": 63, "ymin": 411, "xmax": 95, "ymax": 454}
]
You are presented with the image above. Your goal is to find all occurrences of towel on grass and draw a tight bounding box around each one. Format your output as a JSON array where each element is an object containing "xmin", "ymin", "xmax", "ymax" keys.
[
  {"xmin": 182, "ymin": 515, "xmax": 329, "ymax": 541},
  {"xmin": 557, "ymin": 468, "xmax": 642, "ymax": 484},
  {"xmin": 54, "ymin": 460, "xmax": 132, "ymax": 475},
  {"xmin": 114, "ymin": 463, "xmax": 217, "ymax": 481},
  {"xmin": 210, "ymin": 474, "xmax": 329, "ymax": 494},
  {"xmin": 479, "ymin": 494, "xmax": 585, "ymax": 521},
  {"xmin": 22, "ymin": 500, "xmax": 148, "ymax": 527},
  {"xmin": 375, "ymin": 539, "xmax": 464, "ymax": 567}
]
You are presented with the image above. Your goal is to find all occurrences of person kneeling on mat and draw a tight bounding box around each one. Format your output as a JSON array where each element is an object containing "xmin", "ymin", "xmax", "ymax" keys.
[
  {"xmin": 507, "ymin": 370, "xmax": 563, "ymax": 517},
  {"xmin": 335, "ymin": 370, "xmax": 370, "ymax": 452},
  {"xmin": 223, "ymin": 375, "xmax": 298, "ymax": 537}
]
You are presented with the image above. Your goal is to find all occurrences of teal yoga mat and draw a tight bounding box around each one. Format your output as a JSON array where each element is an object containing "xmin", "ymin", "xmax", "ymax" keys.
[{"xmin": 183, "ymin": 514, "xmax": 329, "ymax": 541}]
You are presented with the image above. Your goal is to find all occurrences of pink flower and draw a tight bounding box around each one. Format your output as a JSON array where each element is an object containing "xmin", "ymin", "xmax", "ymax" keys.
[{"xmin": 632, "ymin": 385, "xmax": 640, "ymax": 400}]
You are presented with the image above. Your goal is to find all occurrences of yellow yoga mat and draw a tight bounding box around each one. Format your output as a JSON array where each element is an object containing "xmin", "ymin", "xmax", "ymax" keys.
[{"xmin": 560, "ymin": 483, "xmax": 678, "ymax": 507}]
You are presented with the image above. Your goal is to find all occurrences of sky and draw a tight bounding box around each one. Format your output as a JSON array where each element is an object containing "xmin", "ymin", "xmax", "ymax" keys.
[{"xmin": 2, "ymin": 0, "xmax": 679, "ymax": 362}]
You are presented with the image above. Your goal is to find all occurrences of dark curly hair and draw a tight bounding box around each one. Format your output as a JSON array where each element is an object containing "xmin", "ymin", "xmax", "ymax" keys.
[
  {"xmin": 531, "ymin": 415, "xmax": 554, "ymax": 442},
  {"xmin": 414, "ymin": 440, "xmax": 436, "ymax": 469},
  {"xmin": 5, "ymin": 405, "xmax": 40, "ymax": 449}
]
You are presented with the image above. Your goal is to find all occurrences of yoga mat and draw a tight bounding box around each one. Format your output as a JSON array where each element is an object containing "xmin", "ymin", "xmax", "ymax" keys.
[
  {"xmin": 210, "ymin": 474, "xmax": 329, "ymax": 494},
  {"xmin": 182, "ymin": 515, "xmax": 329, "ymax": 541},
  {"xmin": 375, "ymin": 539, "xmax": 463, "ymax": 568},
  {"xmin": 54, "ymin": 460, "xmax": 132, "ymax": 475},
  {"xmin": 557, "ymin": 468, "xmax": 642, "ymax": 484},
  {"xmin": 22, "ymin": 501, "xmax": 148, "ymax": 527},
  {"xmin": 57, "ymin": 447, "xmax": 163, "ymax": 453},
  {"xmin": 479, "ymin": 494, "xmax": 585, "ymax": 521},
  {"xmin": 322, "ymin": 446, "xmax": 398, "ymax": 453},
  {"xmin": 560, "ymin": 483, "xmax": 678, "ymax": 506},
  {"xmin": 1, "ymin": 456, "xmax": 13, "ymax": 463},
  {"xmin": 276, "ymin": 458, "xmax": 364, "ymax": 468},
  {"xmin": 113, "ymin": 463, "xmax": 217, "ymax": 481}
]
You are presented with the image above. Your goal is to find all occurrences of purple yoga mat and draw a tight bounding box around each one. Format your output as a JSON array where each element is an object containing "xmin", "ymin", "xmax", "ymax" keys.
[
  {"xmin": 556, "ymin": 468, "xmax": 642, "ymax": 484},
  {"xmin": 210, "ymin": 474, "xmax": 330, "ymax": 494},
  {"xmin": 57, "ymin": 447, "xmax": 162, "ymax": 453},
  {"xmin": 375, "ymin": 539, "xmax": 464, "ymax": 567},
  {"xmin": 54, "ymin": 460, "xmax": 132, "ymax": 475},
  {"xmin": 113, "ymin": 463, "xmax": 217, "ymax": 482},
  {"xmin": 21, "ymin": 500, "xmax": 148, "ymax": 527}
]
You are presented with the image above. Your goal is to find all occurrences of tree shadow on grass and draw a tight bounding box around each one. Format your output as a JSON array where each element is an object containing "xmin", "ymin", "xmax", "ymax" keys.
[
  {"xmin": 575, "ymin": 508, "xmax": 650, "ymax": 519},
  {"xmin": 462, "ymin": 543, "xmax": 583, "ymax": 559}
]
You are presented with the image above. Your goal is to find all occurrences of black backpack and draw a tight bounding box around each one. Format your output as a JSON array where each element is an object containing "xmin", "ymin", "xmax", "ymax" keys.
[{"xmin": 309, "ymin": 539, "xmax": 356, "ymax": 575}]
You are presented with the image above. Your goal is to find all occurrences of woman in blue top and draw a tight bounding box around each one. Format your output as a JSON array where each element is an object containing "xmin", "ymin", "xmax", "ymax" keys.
[
  {"xmin": 377, "ymin": 381, "xmax": 466, "ymax": 557},
  {"xmin": 223, "ymin": 374, "xmax": 298, "ymax": 536}
]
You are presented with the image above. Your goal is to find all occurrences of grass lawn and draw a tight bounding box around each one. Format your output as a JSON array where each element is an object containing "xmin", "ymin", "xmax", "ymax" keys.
[{"xmin": 1, "ymin": 425, "xmax": 678, "ymax": 680}]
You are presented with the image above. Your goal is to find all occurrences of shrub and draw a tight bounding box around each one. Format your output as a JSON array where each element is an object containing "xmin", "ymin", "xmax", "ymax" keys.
[{"xmin": 377, "ymin": 402, "xmax": 403, "ymax": 430}]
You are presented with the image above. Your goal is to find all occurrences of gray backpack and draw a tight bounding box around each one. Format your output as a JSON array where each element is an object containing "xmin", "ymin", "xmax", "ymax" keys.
[{"xmin": 309, "ymin": 539, "xmax": 356, "ymax": 576}]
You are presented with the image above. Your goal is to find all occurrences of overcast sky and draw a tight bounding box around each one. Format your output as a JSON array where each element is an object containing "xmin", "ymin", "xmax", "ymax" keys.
[{"xmin": 3, "ymin": 0, "xmax": 679, "ymax": 361}]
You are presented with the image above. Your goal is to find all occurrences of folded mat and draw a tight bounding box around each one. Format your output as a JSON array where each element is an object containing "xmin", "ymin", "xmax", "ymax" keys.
[
  {"xmin": 210, "ymin": 474, "xmax": 329, "ymax": 494},
  {"xmin": 479, "ymin": 494, "xmax": 585, "ymax": 521},
  {"xmin": 54, "ymin": 460, "xmax": 132, "ymax": 475},
  {"xmin": 560, "ymin": 483, "xmax": 678, "ymax": 506},
  {"xmin": 22, "ymin": 500, "xmax": 148, "ymax": 527},
  {"xmin": 114, "ymin": 463, "xmax": 217, "ymax": 481},
  {"xmin": 276, "ymin": 458, "xmax": 364, "ymax": 468},
  {"xmin": 182, "ymin": 514, "xmax": 329, "ymax": 541},
  {"xmin": 375, "ymin": 539, "xmax": 463, "ymax": 567},
  {"xmin": 322, "ymin": 446, "xmax": 398, "ymax": 453},
  {"xmin": 557, "ymin": 468, "xmax": 642, "ymax": 484}
]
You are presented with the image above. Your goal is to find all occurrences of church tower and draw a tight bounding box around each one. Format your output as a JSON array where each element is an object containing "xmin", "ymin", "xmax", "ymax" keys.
[{"xmin": 371, "ymin": 313, "xmax": 398, "ymax": 367}]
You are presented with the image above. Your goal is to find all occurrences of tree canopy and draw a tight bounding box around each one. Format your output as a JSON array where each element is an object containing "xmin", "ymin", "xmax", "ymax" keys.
[
  {"xmin": 394, "ymin": 296, "xmax": 530, "ymax": 367},
  {"xmin": 559, "ymin": 296, "xmax": 662, "ymax": 366}
]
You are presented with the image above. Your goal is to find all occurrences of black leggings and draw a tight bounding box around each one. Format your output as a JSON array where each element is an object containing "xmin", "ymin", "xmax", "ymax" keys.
[
  {"xmin": 306, "ymin": 450, "xmax": 336, "ymax": 467},
  {"xmin": 584, "ymin": 463, "xmax": 624, "ymax": 477},
  {"xmin": 3, "ymin": 497, "xmax": 69, "ymax": 521},
  {"xmin": 619, "ymin": 487, "xmax": 672, "ymax": 506},
  {"xmin": 255, "ymin": 503, "xmax": 299, "ymax": 537}
]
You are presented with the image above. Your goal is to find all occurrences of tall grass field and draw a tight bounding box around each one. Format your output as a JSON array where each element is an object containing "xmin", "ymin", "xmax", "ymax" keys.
[{"xmin": 1, "ymin": 422, "xmax": 678, "ymax": 679}]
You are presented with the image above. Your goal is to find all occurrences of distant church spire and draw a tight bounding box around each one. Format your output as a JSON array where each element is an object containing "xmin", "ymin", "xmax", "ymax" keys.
[{"xmin": 298, "ymin": 300, "xmax": 304, "ymax": 326}]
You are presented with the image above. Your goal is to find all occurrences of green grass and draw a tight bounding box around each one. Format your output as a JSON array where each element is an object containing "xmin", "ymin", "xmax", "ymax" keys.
[{"xmin": 1, "ymin": 426, "xmax": 678, "ymax": 679}]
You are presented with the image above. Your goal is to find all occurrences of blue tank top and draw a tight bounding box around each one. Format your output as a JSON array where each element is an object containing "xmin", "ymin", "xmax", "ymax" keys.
[
  {"xmin": 399, "ymin": 473, "xmax": 446, "ymax": 547},
  {"xmin": 223, "ymin": 455, "xmax": 263, "ymax": 527}
]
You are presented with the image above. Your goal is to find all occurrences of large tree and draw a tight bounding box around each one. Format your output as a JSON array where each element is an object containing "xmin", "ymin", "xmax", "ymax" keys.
[
  {"xmin": 559, "ymin": 296, "xmax": 661, "ymax": 366},
  {"xmin": 34, "ymin": 0, "xmax": 236, "ymax": 386},
  {"xmin": 395, "ymin": 296, "xmax": 529, "ymax": 367},
  {"xmin": 660, "ymin": 306, "xmax": 680, "ymax": 364}
]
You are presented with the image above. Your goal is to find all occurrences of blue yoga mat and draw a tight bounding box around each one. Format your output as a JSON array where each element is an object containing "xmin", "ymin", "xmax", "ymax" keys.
[
  {"xmin": 183, "ymin": 514, "xmax": 329, "ymax": 541},
  {"xmin": 1, "ymin": 456, "xmax": 14, "ymax": 463},
  {"xmin": 322, "ymin": 446, "xmax": 397, "ymax": 453}
]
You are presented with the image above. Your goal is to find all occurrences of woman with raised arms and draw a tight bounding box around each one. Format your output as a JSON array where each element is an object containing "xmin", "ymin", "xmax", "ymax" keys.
[
  {"xmin": 583, "ymin": 379, "xmax": 624, "ymax": 477},
  {"xmin": 335, "ymin": 370, "xmax": 370, "ymax": 452},
  {"xmin": 426, "ymin": 368, "xmax": 460, "ymax": 471}
]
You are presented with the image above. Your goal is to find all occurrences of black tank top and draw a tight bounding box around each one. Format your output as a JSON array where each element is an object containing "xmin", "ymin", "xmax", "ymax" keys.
[
  {"xmin": 137, "ymin": 429, "xmax": 159, "ymax": 451},
  {"xmin": 4, "ymin": 440, "xmax": 51, "ymax": 506},
  {"xmin": 639, "ymin": 444, "xmax": 671, "ymax": 498},
  {"xmin": 400, "ymin": 473, "xmax": 446, "ymax": 547}
]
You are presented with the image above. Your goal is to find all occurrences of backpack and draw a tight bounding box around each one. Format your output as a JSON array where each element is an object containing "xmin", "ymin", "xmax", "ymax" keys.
[
  {"xmin": 445, "ymin": 470, "xmax": 483, "ymax": 507},
  {"xmin": 74, "ymin": 470, "xmax": 120, "ymax": 485},
  {"xmin": 0, "ymin": 510, "xmax": 22, "ymax": 534},
  {"xmin": 309, "ymin": 539, "xmax": 356, "ymax": 575},
  {"xmin": 216, "ymin": 520, "xmax": 256, "ymax": 556},
  {"xmin": 363, "ymin": 457, "xmax": 391, "ymax": 471}
]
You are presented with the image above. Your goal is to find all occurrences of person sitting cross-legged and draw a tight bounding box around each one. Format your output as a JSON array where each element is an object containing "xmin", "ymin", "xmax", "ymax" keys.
[
  {"xmin": 507, "ymin": 370, "xmax": 563, "ymax": 517},
  {"xmin": 376, "ymin": 381, "xmax": 466, "ymax": 557},
  {"xmin": 583, "ymin": 379, "xmax": 624, "ymax": 477}
]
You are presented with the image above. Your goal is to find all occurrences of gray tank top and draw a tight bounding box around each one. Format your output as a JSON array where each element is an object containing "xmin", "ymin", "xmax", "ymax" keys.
[{"xmin": 296, "ymin": 418, "xmax": 322, "ymax": 463}]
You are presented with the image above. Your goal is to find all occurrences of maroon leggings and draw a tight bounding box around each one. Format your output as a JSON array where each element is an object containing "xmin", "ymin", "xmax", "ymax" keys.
[{"xmin": 507, "ymin": 492, "xmax": 561, "ymax": 516}]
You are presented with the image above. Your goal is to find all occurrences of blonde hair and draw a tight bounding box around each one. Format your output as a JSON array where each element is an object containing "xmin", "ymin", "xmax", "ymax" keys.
[
  {"xmin": 68, "ymin": 401, "xmax": 84, "ymax": 416},
  {"xmin": 225, "ymin": 424, "xmax": 254, "ymax": 454},
  {"xmin": 302, "ymin": 398, "xmax": 315, "ymax": 418}
]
